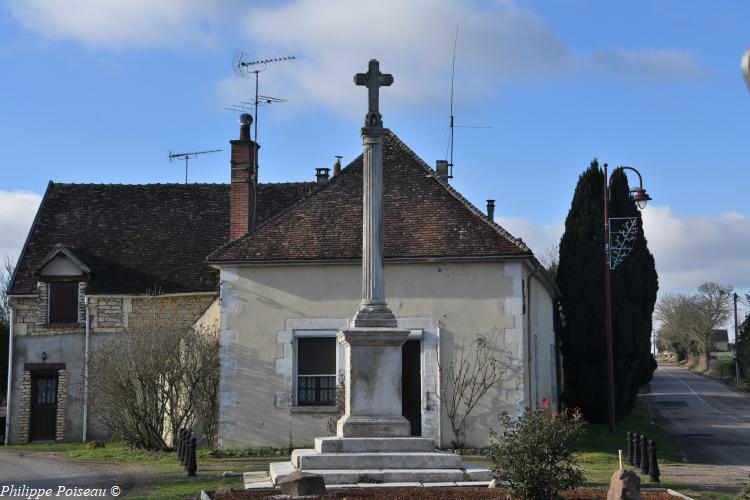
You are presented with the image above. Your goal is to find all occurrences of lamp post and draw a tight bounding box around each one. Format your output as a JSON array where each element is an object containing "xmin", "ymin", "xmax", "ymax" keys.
[{"xmin": 603, "ymin": 163, "xmax": 652, "ymax": 433}]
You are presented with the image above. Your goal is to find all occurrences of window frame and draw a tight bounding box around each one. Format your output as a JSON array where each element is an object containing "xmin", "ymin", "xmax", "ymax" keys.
[
  {"xmin": 47, "ymin": 281, "xmax": 79, "ymax": 325},
  {"xmin": 293, "ymin": 330, "xmax": 341, "ymax": 407}
]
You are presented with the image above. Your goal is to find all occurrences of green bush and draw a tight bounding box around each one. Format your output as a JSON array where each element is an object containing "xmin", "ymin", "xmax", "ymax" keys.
[{"xmin": 488, "ymin": 405, "xmax": 585, "ymax": 500}]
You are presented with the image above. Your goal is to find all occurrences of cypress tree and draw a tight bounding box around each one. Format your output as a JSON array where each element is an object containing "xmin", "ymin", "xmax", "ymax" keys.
[{"xmin": 557, "ymin": 161, "xmax": 658, "ymax": 423}]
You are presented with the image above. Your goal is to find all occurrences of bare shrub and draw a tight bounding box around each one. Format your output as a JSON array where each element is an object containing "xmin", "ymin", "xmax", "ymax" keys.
[
  {"xmin": 439, "ymin": 334, "xmax": 509, "ymax": 448},
  {"xmin": 89, "ymin": 311, "xmax": 219, "ymax": 451},
  {"xmin": 326, "ymin": 370, "xmax": 346, "ymax": 434}
]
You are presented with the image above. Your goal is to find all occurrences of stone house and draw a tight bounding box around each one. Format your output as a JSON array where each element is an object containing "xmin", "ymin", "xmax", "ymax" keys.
[
  {"xmin": 4, "ymin": 177, "xmax": 314, "ymax": 444},
  {"xmin": 209, "ymin": 126, "xmax": 562, "ymax": 449},
  {"xmin": 5, "ymin": 117, "xmax": 561, "ymax": 449}
]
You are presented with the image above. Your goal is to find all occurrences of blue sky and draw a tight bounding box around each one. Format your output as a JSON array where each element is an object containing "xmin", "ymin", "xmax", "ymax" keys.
[{"xmin": 0, "ymin": 0, "xmax": 748, "ymax": 315}]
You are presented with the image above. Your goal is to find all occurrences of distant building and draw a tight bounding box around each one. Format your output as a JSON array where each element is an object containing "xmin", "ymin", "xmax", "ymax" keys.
[{"xmin": 712, "ymin": 329, "xmax": 729, "ymax": 352}]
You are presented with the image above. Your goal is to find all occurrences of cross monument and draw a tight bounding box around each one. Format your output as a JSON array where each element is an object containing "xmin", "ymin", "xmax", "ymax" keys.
[{"xmin": 336, "ymin": 59, "xmax": 411, "ymax": 437}]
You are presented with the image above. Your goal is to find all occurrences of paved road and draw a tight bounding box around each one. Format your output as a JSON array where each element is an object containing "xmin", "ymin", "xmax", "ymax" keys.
[
  {"xmin": 643, "ymin": 360, "xmax": 750, "ymax": 466},
  {"xmin": 0, "ymin": 451, "xmax": 140, "ymax": 498}
]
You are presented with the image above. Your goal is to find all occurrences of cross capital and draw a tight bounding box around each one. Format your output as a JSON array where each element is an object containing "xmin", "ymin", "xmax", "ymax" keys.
[{"xmin": 354, "ymin": 59, "xmax": 394, "ymax": 128}]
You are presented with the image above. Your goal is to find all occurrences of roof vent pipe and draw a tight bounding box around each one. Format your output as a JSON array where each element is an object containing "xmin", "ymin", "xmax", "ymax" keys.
[
  {"xmin": 436, "ymin": 160, "xmax": 449, "ymax": 182},
  {"xmin": 486, "ymin": 199, "xmax": 495, "ymax": 220},
  {"xmin": 316, "ymin": 167, "xmax": 330, "ymax": 184}
]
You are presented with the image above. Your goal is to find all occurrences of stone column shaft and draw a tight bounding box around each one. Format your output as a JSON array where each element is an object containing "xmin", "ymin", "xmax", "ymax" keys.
[{"xmin": 352, "ymin": 127, "xmax": 396, "ymax": 328}]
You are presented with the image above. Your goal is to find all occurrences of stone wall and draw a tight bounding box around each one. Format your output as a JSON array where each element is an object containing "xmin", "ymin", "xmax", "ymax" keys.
[
  {"xmin": 8, "ymin": 290, "xmax": 217, "ymax": 444},
  {"xmin": 56, "ymin": 369, "xmax": 68, "ymax": 441},
  {"xmin": 16, "ymin": 371, "xmax": 31, "ymax": 444}
]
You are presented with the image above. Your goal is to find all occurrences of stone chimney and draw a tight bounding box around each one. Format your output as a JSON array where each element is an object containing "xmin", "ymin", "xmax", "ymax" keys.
[
  {"xmin": 436, "ymin": 160, "xmax": 449, "ymax": 182},
  {"xmin": 486, "ymin": 199, "xmax": 495, "ymax": 220},
  {"xmin": 229, "ymin": 114, "xmax": 259, "ymax": 240},
  {"xmin": 333, "ymin": 156, "xmax": 343, "ymax": 176},
  {"xmin": 316, "ymin": 167, "xmax": 330, "ymax": 184}
]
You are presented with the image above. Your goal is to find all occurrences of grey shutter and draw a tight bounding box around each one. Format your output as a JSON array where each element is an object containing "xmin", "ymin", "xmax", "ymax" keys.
[{"xmin": 298, "ymin": 337, "xmax": 336, "ymax": 375}]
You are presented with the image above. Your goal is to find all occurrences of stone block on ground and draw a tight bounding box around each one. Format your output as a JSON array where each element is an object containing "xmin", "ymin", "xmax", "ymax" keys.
[
  {"xmin": 608, "ymin": 469, "xmax": 642, "ymax": 500},
  {"xmin": 277, "ymin": 470, "xmax": 326, "ymax": 496}
]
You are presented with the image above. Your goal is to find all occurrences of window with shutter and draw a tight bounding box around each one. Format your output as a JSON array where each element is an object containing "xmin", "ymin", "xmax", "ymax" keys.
[
  {"xmin": 296, "ymin": 337, "xmax": 336, "ymax": 406},
  {"xmin": 48, "ymin": 282, "xmax": 79, "ymax": 324}
]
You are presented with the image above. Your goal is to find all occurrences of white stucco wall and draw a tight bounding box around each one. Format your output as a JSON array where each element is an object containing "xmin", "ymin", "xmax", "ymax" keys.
[{"xmin": 218, "ymin": 260, "xmax": 555, "ymax": 449}]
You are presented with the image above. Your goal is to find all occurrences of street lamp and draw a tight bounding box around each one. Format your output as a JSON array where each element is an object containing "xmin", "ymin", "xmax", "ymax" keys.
[
  {"xmin": 603, "ymin": 163, "xmax": 652, "ymax": 433},
  {"xmin": 742, "ymin": 47, "xmax": 750, "ymax": 91}
]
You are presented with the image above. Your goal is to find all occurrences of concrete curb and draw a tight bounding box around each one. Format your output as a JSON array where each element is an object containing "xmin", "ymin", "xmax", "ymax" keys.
[{"xmin": 667, "ymin": 488, "xmax": 695, "ymax": 500}]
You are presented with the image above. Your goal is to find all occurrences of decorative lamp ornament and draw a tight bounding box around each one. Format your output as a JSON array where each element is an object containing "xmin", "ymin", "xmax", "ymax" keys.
[{"xmin": 633, "ymin": 189, "xmax": 651, "ymax": 210}]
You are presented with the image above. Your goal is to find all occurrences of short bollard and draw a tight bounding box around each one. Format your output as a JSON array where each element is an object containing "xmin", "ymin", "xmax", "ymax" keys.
[
  {"xmin": 648, "ymin": 439, "xmax": 660, "ymax": 483},
  {"xmin": 639, "ymin": 434, "xmax": 649, "ymax": 475},
  {"xmin": 632, "ymin": 432, "xmax": 640, "ymax": 467},
  {"xmin": 187, "ymin": 437, "xmax": 197, "ymax": 477},
  {"xmin": 626, "ymin": 431, "xmax": 633, "ymax": 465},
  {"xmin": 181, "ymin": 430, "xmax": 191, "ymax": 466},
  {"xmin": 177, "ymin": 429, "xmax": 185, "ymax": 462}
]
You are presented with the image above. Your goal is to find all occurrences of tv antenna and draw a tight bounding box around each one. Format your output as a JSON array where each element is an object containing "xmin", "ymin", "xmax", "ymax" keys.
[
  {"xmin": 231, "ymin": 52, "xmax": 294, "ymax": 148},
  {"xmin": 168, "ymin": 149, "xmax": 222, "ymax": 184},
  {"xmin": 445, "ymin": 24, "xmax": 492, "ymax": 179}
]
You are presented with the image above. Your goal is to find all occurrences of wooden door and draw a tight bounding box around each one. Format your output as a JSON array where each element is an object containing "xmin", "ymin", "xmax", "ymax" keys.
[
  {"xmin": 401, "ymin": 340, "xmax": 422, "ymax": 436},
  {"xmin": 30, "ymin": 372, "xmax": 58, "ymax": 441}
]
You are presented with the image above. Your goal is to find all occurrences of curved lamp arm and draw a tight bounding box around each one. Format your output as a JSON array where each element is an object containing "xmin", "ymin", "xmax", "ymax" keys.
[
  {"xmin": 609, "ymin": 165, "xmax": 652, "ymax": 208},
  {"xmin": 743, "ymin": 47, "xmax": 750, "ymax": 92}
]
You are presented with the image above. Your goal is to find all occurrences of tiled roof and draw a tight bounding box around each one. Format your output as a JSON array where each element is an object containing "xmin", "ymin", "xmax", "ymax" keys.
[
  {"xmin": 210, "ymin": 130, "xmax": 531, "ymax": 263},
  {"xmin": 9, "ymin": 182, "xmax": 314, "ymax": 295}
]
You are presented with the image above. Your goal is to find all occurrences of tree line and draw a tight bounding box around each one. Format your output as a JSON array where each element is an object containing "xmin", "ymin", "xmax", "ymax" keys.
[{"xmin": 656, "ymin": 283, "xmax": 742, "ymax": 370}]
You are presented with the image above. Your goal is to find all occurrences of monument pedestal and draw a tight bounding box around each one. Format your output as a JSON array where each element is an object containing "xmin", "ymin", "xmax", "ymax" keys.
[{"xmin": 336, "ymin": 327, "xmax": 411, "ymax": 438}]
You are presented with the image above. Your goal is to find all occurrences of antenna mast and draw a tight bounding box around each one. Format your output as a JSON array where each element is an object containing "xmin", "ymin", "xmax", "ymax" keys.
[
  {"xmin": 168, "ymin": 149, "xmax": 222, "ymax": 184},
  {"xmin": 232, "ymin": 53, "xmax": 295, "ymax": 148},
  {"xmin": 448, "ymin": 24, "xmax": 459, "ymax": 180}
]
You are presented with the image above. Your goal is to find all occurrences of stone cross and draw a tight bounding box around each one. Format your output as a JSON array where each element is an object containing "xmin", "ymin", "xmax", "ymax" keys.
[
  {"xmin": 351, "ymin": 59, "xmax": 396, "ymax": 329},
  {"xmin": 336, "ymin": 59, "xmax": 410, "ymax": 438},
  {"xmin": 354, "ymin": 59, "xmax": 394, "ymax": 128}
]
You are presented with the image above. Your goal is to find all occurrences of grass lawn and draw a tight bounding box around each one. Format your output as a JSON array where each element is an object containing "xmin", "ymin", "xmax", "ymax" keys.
[{"xmin": 0, "ymin": 441, "xmax": 275, "ymax": 499}]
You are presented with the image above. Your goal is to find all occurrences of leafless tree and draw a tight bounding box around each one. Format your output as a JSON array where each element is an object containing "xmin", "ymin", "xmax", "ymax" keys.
[
  {"xmin": 655, "ymin": 293, "xmax": 695, "ymax": 360},
  {"xmin": 439, "ymin": 334, "xmax": 509, "ymax": 448},
  {"xmin": 1, "ymin": 257, "xmax": 14, "ymax": 404},
  {"xmin": 691, "ymin": 282, "xmax": 734, "ymax": 367},
  {"xmin": 539, "ymin": 244, "xmax": 560, "ymax": 280},
  {"xmin": 89, "ymin": 308, "xmax": 220, "ymax": 450},
  {"xmin": 656, "ymin": 283, "xmax": 734, "ymax": 368}
]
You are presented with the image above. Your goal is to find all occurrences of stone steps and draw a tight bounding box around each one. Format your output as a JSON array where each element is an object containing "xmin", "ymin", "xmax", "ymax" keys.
[
  {"xmin": 315, "ymin": 436, "xmax": 436, "ymax": 453},
  {"xmin": 270, "ymin": 461, "xmax": 495, "ymax": 486},
  {"xmin": 292, "ymin": 449, "xmax": 462, "ymax": 470}
]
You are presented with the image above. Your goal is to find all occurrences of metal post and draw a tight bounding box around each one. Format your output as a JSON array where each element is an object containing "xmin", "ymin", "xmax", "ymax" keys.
[
  {"xmin": 187, "ymin": 437, "xmax": 197, "ymax": 476},
  {"xmin": 603, "ymin": 162, "xmax": 616, "ymax": 433},
  {"xmin": 626, "ymin": 431, "xmax": 633, "ymax": 465},
  {"xmin": 735, "ymin": 293, "xmax": 741, "ymax": 382},
  {"xmin": 648, "ymin": 439, "xmax": 660, "ymax": 482},
  {"xmin": 640, "ymin": 434, "xmax": 649, "ymax": 474}
]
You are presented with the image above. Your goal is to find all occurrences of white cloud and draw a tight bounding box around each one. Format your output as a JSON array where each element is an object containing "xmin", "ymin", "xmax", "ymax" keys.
[
  {"xmin": 641, "ymin": 206, "xmax": 750, "ymax": 294},
  {"xmin": 496, "ymin": 206, "xmax": 750, "ymax": 296},
  {"xmin": 0, "ymin": 190, "xmax": 42, "ymax": 264},
  {"xmin": 227, "ymin": 0, "xmax": 702, "ymax": 116},
  {"xmin": 495, "ymin": 215, "xmax": 564, "ymax": 260},
  {"xmin": 6, "ymin": 0, "xmax": 229, "ymax": 49}
]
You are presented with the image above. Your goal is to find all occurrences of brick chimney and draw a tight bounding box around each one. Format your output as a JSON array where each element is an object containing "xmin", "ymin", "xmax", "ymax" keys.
[
  {"xmin": 230, "ymin": 114, "xmax": 259, "ymax": 240},
  {"xmin": 333, "ymin": 155, "xmax": 342, "ymax": 176}
]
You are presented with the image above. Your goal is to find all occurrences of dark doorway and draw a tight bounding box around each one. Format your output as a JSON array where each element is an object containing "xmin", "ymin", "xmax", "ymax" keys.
[
  {"xmin": 30, "ymin": 372, "xmax": 58, "ymax": 441},
  {"xmin": 402, "ymin": 339, "xmax": 422, "ymax": 436}
]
